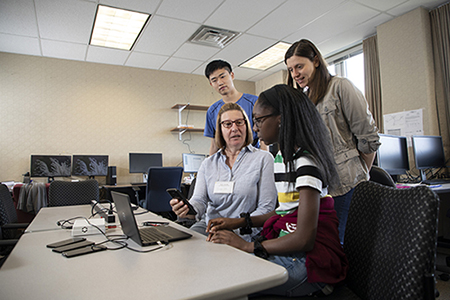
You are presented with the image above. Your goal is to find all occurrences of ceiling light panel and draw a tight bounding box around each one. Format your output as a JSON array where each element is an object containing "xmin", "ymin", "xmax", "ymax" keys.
[
  {"xmin": 90, "ymin": 5, "xmax": 150, "ymax": 51},
  {"xmin": 240, "ymin": 42, "xmax": 291, "ymax": 70}
]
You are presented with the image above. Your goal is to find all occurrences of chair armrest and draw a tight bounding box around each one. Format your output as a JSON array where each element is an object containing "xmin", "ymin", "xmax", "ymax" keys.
[
  {"xmin": 1, "ymin": 223, "xmax": 29, "ymax": 230},
  {"xmin": 0, "ymin": 239, "xmax": 19, "ymax": 247}
]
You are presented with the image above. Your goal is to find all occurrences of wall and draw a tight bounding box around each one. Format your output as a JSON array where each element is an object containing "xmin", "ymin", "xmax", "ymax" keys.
[
  {"xmin": 377, "ymin": 7, "xmax": 438, "ymax": 136},
  {"xmin": 0, "ymin": 53, "xmax": 255, "ymax": 184},
  {"xmin": 255, "ymin": 70, "xmax": 286, "ymax": 95}
]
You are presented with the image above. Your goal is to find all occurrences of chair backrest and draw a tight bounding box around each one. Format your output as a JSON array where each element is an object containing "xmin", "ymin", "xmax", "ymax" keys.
[
  {"xmin": 0, "ymin": 184, "xmax": 18, "ymax": 226},
  {"xmin": 144, "ymin": 167, "xmax": 183, "ymax": 212},
  {"xmin": 369, "ymin": 165, "xmax": 396, "ymax": 187},
  {"xmin": 48, "ymin": 180, "xmax": 99, "ymax": 207},
  {"xmin": 344, "ymin": 181, "xmax": 438, "ymax": 299}
]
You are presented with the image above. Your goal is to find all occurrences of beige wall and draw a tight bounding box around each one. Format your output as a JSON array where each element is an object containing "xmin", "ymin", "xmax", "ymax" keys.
[
  {"xmin": 0, "ymin": 53, "xmax": 255, "ymax": 184},
  {"xmin": 377, "ymin": 7, "xmax": 438, "ymax": 135},
  {"xmin": 255, "ymin": 70, "xmax": 287, "ymax": 95}
]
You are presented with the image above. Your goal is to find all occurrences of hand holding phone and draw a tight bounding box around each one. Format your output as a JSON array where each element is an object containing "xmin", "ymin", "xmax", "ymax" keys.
[{"xmin": 166, "ymin": 188, "xmax": 197, "ymax": 215}]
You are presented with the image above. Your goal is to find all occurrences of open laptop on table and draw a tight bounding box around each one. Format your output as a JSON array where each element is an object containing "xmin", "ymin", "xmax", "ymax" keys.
[{"xmin": 111, "ymin": 191, "xmax": 192, "ymax": 246}]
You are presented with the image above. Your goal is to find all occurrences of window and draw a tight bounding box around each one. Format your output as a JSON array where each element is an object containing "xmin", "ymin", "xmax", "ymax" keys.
[{"xmin": 327, "ymin": 46, "xmax": 365, "ymax": 95}]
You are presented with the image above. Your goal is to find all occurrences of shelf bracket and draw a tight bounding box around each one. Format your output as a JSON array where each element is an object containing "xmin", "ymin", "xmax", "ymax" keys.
[
  {"xmin": 178, "ymin": 129, "xmax": 187, "ymax": 140},
  {"xmin": 178, "ymin": 104, "xmax": 188, "ymax": 127}
]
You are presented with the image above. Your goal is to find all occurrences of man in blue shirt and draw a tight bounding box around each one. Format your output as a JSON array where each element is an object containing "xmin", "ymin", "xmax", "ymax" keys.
[{"xmin": 204, "ymin": 60, "xmax": 265, "ymax": 155}]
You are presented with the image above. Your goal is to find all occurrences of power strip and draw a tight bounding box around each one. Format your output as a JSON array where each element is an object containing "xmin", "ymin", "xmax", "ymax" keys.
[{"xmin": 91, "ymin": 200, "xmax": 115, "ymax": 223}]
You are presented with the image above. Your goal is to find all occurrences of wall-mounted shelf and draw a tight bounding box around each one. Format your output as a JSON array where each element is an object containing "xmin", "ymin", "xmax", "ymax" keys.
[{"xmin": 171, "ymin": 104, "xmax": 209, "ymax": 140}]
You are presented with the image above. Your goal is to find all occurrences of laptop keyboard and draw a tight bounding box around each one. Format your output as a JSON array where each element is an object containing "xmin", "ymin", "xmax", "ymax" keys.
[
  {"xmin": 140, "ymin": 227, "xmax": 172, "ymax": 243},
  {"xmin": 422, "ymin": 179, "xmax": 450, "ymax": 185}
]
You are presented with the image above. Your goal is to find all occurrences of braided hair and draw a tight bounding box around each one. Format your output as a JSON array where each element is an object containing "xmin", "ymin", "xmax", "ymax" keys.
[{"xmin": 258, "ymin": 84, "xmax": 338, "ymax": 189}]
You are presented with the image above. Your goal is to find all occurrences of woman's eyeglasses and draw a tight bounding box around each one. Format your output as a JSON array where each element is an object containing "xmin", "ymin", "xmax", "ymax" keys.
[
  {"xmin": 253, "ymin": 113, "xmax": 276, "ymax": 128},
  {"xmin": 220, "ymin": 118, "xmax": 246, "ymax": 128}
]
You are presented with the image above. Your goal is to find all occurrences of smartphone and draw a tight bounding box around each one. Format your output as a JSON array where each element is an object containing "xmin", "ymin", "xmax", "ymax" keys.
[
  {"xmin": 62, "ymin": 245, "xmax": 107, "ymax": 258},
  {"xmin": 52, "ymin": 240, "xmax": 95, "ymax": 253},
  {"xmin": 46, "ymin": 237, "xmax": 86, "ymax": 248},
  {"xmin": 166, "ymin": 188, "xmax": 197, "ymax": 215}
]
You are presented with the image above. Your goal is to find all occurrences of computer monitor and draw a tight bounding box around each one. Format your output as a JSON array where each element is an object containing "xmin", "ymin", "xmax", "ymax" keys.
[
  {"xmin": 72, "ymin": 155, "xmax": 109, "ymax": 178},
  {"xmin": 412, "ymin": 135, "xmax": 446, "ymax": 181},
  {"xmin": 30, "ymin": 155, "xmax": 72, "ymax": 182},
  {"xmin": 376, "ymin": 134, "xmax": 409, "ymax": 181},
  {"xmin": 129, "ymin": 153, "xmax": 163, "ymax": 182},
  {"xmin": 182, "ymin": 153, "xmax": 207, "ymax": 177}
]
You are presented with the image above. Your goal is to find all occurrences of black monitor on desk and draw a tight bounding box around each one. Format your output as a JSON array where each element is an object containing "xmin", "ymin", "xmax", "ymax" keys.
[
  {"xmin": 30, "ymin": 155, "xmax": 72, "ymax": 182},
  {"xmin": 376, "ymin": 134, "xmax": 409, "ymax": 182},
  {"xmin": 412, "ymin": 135, "xmax": 446, "ymax": 181},
  {"xmin": 129, "ymin": 153, "xmax": 163, "ymax": 183},
  {"xmin": 72, "ymin": 155, "xmax": 109, "ymax": 179}
]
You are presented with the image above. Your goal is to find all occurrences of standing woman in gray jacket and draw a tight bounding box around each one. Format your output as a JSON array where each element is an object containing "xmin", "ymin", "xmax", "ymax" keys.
[{"xmin": 284, "ymin": 39, "xmax": 380, "ymax": 243}]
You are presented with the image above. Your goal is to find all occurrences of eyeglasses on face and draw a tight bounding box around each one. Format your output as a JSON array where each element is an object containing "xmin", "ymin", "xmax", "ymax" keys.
[
  {"xmin": 220, "ymin": 118, "xmax": 246, "ymax": 128},
  {"xmin": 252, "ymin": 113, "xmax": 276, "ymax": 128}
]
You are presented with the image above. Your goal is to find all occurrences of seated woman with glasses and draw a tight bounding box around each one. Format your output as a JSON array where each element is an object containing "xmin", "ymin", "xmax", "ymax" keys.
[{"xmin": 170, "ymin": 102, "xmax": 277, "ymax": 241}]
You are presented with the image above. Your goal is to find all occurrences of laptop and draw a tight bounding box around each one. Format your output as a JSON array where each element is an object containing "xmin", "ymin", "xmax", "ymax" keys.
[{"xmin": 111, "ymin": 191, "xmax": 192, "ymax": 246}]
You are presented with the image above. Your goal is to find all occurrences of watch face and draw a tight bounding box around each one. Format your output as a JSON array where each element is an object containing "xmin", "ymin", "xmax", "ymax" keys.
[{"xmin": 254, "ymin": 240, "xmax": 269, "ymax": 259}]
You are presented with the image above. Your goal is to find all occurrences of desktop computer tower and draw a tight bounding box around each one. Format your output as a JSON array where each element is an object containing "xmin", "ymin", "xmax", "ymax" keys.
[{"xmin": 106, "ymin": 166, "xmax": 117, "ymax": 185}]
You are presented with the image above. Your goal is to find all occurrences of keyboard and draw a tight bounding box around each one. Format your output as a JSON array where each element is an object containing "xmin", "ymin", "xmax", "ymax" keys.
[
  {"xmin": 422, "ymin": 179, "xmax": 450, "ymax": 185},
  {"xmin": 140, "ymin": 227, "xmax": 172, "ymax": 243}
]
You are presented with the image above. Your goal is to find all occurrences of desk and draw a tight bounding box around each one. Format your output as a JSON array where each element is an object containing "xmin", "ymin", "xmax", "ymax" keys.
[{"xmin": 0, "ymin": 205, "xmax": 288, "ymax": 300}]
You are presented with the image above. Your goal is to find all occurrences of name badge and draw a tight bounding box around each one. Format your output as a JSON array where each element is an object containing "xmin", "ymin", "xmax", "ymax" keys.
[{"xmin": 214, "ymin": 181, "xmax": 234, "ymax": 194}]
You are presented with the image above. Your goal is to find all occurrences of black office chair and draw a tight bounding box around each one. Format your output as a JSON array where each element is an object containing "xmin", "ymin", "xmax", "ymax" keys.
[
  {"xmin": 289, "ymin": 181, "xmax": 439, "ymax": 300},
  {"xmin": 48, "ymin": 179, "xmax": 99, "ymax": 207},
  {"xmin": 0, "ymin": 184, "xmax": 29, "ymax": 267},
  {"xmin": 369, "ymin": 165, "xmax": 396, "ymax": 187},
  {"xmin": 143, "ymin": 167, "xmax": 183, "ymax": 220}
]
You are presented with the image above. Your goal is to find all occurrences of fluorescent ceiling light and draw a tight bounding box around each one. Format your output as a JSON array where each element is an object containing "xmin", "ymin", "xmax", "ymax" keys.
[
  {"xmin": 240, "ymin": 42, "xmax": 292, "ymax": 70},
  {"xmin": 90, "ymin": 5, "xmax": 150, "ymax": 51}
]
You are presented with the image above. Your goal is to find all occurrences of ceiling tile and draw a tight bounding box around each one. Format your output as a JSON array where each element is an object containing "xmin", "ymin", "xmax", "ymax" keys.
[
  {"xmin": 86, "ymin": 46, "xmax": 130, "ymax": 65},
  {"xmin": 125, "ymin": 51, "xmax": 169, "ymax": 69},
  {"xmin": 387, "ymin": 0, "xmax": 448, "ymax": 16},
  {"xmin": 134, "ymin": 15, "xmax": 200, "ymax": 56},
  {"xmin": 318, "ymin": 13, "xmax": 393, "ymax": 58},
  {"xmin": 232, "ymin": 67, "xmax": 263, "ymax": 81},
  {"xmin": 35, "ymin": 0, "xmax": 97, "ymax": 43},
  {"xmin": 204, "ymin": 0, "xmax": 284, "ymax": 32},
  {"xmin": 247, "ymin": 0, "xmax": 346, "ymax": 39},
  {"xmin": 285, "ymin": 1, "xmax": 380, "ymax": 46},
  {"xmin": 156, "ymin": 0, "xmax": 223, "ymax": 23},
  {"xmin": 173, "ymin": 43, "xmax": 220, "ymax": 61},
  {"xmin": 160, "ymin": 57, "xmax": 204, "ymax": 73},
  {"xmin": 354, "ymin": 0, "xmax": 406, "ymax": 12},
  {"xmin": 41, "ymin": 40, "xmax": 87, "ymax": 61},
  {"xmin": 0, "ymin": 0, "xmax": 38, "ymax": 37},
  {"xmin": 99, "ymin": 0, "xmax": 161, "ymax": 14},
  {"xmin": 214, "ymin": 34, "xmax": 278, "ymax": 66},
  {"xmin": 0, "ymin": 33, "xmax": 41, "ymax": 56}
]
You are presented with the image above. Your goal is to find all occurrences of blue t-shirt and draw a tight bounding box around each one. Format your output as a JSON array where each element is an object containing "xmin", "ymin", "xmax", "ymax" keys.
[{"xmin": 204, "ymin": 93, "xmax": 258, "ymax": 141}]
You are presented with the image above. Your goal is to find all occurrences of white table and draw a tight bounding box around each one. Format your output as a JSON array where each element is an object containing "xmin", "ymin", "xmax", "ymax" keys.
[{"xmin": 0, "ymin": 205, "xmax": 288, "ymax": 300}]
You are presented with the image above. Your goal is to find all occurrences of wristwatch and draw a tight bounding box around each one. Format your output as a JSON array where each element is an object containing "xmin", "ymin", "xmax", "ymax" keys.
[{"xmin": 253, "ymin": 239, "xmax": 269, "ymax": 259}]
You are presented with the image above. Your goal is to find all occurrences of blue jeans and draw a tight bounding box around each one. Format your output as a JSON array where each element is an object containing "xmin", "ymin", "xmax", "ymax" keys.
[
  {"xmin": 253, "ymin": 253, "xmax": 324, "ymax": 297},
  {"xmin": 333, "ymin": 188, "xmax": 355, "ymax": 244}
]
